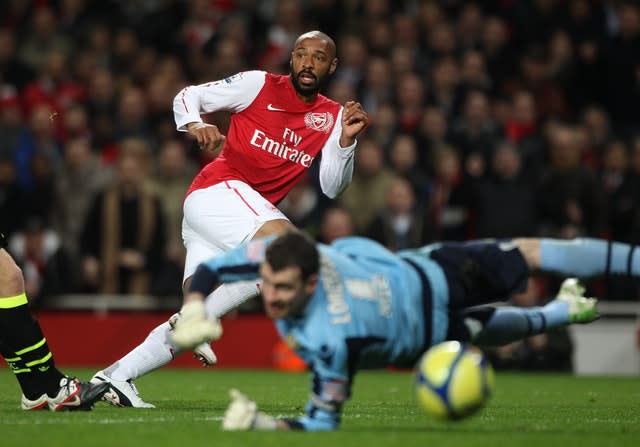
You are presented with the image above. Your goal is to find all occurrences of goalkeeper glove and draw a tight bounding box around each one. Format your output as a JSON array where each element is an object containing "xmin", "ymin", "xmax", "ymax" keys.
[
  {"xmin": 170, "ymin": 301, "xmax": 223, "ymax": 350},
  {"xmin": 222, "ymin": 389, "xmax": 278, "ymax": 431}
]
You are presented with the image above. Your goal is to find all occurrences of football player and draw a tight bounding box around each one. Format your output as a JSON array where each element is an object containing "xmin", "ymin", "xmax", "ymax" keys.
[
  {"xmin": 90, "ymin": 30, "xmax": 368, "ymax": 408},
  {"xmin": 170, "ymin": 231, "xmax": 618, "ymax": 430}
]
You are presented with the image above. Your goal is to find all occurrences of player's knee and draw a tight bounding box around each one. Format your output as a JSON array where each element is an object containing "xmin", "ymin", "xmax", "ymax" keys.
[
  {"xmin": 0, "ymin": 251, "xmax": 25, "ymax": 296},
  {"xmin": 254, "ymin": 219, "xmax": 294, "ymax": 239},
  {"xmin": 512, "ymin": 238, "xmax": 541, "ymax": 270}
]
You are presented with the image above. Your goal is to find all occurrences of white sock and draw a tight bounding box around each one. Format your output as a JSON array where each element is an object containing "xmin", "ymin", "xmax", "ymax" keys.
[
  {"xmin": 102, "ymin": 281, "xmax": 261, "ymax": 381},
  {"xmin": 205, "ymin": 280, "xmax": 262, "ymax": 318},
  {"xmin": 103, "ymin": 321, "xmax": 180, "ymax": 381}
]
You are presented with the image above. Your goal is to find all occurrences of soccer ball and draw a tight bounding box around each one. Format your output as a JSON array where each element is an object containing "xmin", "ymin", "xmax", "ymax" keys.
[{"xmin": 414, "ymin": 341, "xmax": 495, "ymax": 421}]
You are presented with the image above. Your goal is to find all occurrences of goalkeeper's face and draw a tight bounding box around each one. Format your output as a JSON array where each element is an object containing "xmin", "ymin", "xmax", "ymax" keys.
[{"xmin": 259, "ymin": 262, "xmax": 317, "ymax": 319}]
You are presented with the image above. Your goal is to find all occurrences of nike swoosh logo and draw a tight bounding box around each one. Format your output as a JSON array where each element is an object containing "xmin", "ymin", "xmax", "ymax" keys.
[{"xmin": 267, "ymin": 104, "xmax": 286, "ymax": 112}]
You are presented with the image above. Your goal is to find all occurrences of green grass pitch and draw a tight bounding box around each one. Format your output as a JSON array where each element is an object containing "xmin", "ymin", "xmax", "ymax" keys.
[{"xmin": 1, "ymin": 367, "xmax": 638, "ymax": 447}]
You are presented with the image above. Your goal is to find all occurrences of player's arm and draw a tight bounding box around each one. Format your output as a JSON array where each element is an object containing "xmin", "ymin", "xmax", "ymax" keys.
[
  {"xmin": 173, "ymin": 70, "xmax": 266, "ymax": 154},
  {"xmin": 186, "ymin": 237, "xmax": 275, "ymax": 302},
  {"xmin": 318, "ymin": 101, "xmax": 368, "ymax": 198},
  {"xmin": 171, "ymin": 237, "xmax": 275, "ymax": 350}
]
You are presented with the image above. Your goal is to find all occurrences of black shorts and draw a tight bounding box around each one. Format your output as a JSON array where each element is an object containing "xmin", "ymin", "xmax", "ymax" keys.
[
  {"xmin": 429, "ymin": 240, "xmax": 529, "ymax": 310},
  {"xmin": 428, "ymin": 241, "xmax": 529, "ymax": 342}
]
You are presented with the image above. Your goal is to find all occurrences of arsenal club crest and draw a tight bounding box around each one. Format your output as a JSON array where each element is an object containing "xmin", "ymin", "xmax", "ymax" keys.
[{"xmin": 304, "ymin": 112, "xmax": 334, "ymax": 133}]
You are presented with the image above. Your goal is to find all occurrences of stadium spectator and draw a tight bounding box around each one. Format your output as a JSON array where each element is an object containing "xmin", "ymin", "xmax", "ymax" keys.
[
  {"xmin": 148, "ymin": 139, "xmax": 199, "ymax": 296},
  {"xmin": 415, "ymin": 106, "xmax": 450, "ymax": 173},
  {"xmin": 365, "ymin": 176, "xmax": 431, "ymax": 251},
  {"xmin": 608, "ymin": 136, "xmax": 640, "ymax": 245},
  {"xmin": 480, "ymin": 15, "xmax": 517, "ymax": 94},
  {"xmin": 52, "ymin": 137, "xmax": 112, "ymax": 276},
  {"xmin": 21, "ymin": 149, "xmax": 58, "ymax": 229},
  {"xmin": 317, "ymin": 206, "xmax": 355, "ymax": 245},
  {"xmin": 428, "ymin": 145, "xmax": 472, "ymax": 241},
  {"xmin": 459, "ymin": 48, "xmax": 492, "ymax": 94},
  {"xmin": 359, "ymin": 56, "xmax": 393, "ymax": 116},
  {"xmin": 171, "ymin": 230, "xmax": 618, "ymax": 430},
  {"xmin": 395, "ymin": 71, "xmax": 426, "ymax": 134},
  {"xmin": 387, "ymin": 133, "xmax": 431, "ymax": 200},
  {"xmin": 450, "ymin": 89, "xmax": 503, "ymax": 164},
  {"xmin": 365, "ymin": 102, "xmax": 398, "ymax": 153},
  {"xmin": 115, "ymin": 86, "xmax": 155, "ymax": 148},
  {"xmin": 603, "ymin": 137, "xmax": 640, "ymax": 300},
  {"xmin": 333, "ymin": 34, "xmax": 367, "ymax": 90},
  {"xmin": 503, "ymin": 89, "xmax": 546, "ymax": 183},
  {"xmin": 13, "ymin": 103, "xmax": 62, "ymax": 190},
  {"xmin": 537, "ymin": 123, "xmax": 605, "ymax": 238},
  {"xmin": 581, "ymin": 104, "xmax": 614, "ymax": 157},
  {"xmin": 0, "ymin": 27, "xmax": 35, "ymax": 92},
  {"xmin": 427, "ymin": 56, "xmax": 463, "ymax": 122},
  {"xmin": 0, "ymin": 85, "xmax": 22, "ymax": 159},
  {"xmin": 602, "ymin": 1, "xmax": 640, "ymax": 134},
  {"xmin": 21, "ymin": 49, "xmax": 85, "ymax": 131},
  {"xmin": 472, "ymin": 141, "xmax": 538, "ymax": 239},
  {"xmin": 85, "ymin": 68, "xmax": 117, "ymax": 124},
  {"xmin": 0, "ymin": 231, "xmax": 108, "ymax": 411},
  {"xmin": 338, "ymin": 138, "xmax": 396, "ymax": 233},
  {"xmin": 17, "ymin": 7, "xmax": 72, "ymax": 72},
  {"xmin": 79, "ymin": 138, "xmax": 167, "ymax": 295}
]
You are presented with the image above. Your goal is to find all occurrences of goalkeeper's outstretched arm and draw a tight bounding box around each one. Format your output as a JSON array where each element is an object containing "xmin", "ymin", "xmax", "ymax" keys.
[
  {"xmin": 222, "ymin": 356, "xmax": 349, "ymax": 431},
  {"xmin": 221, "ymin": 388, "xmax": 342, "ymax": 431}
]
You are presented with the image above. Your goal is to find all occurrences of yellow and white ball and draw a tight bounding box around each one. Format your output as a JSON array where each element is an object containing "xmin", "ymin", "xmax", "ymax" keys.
[{"xmin": 414, "ymin": 341, "xmax": 495, "ymax": 421}]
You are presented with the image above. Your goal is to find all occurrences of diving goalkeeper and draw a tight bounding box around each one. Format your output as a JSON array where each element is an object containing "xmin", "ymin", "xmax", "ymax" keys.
[{"xmin": 169, "ymin": 231, "xmax": 617, "ymax": 430}]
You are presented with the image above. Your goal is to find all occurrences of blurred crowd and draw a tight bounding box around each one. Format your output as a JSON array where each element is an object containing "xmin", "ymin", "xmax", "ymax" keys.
[{"xmin": 1, "ymin": 0, "xmax": 640, "ymax": 322}]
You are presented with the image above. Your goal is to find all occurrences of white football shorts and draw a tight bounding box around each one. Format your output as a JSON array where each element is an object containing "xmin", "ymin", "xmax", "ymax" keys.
[{"xmin": 181, "ymin": 180, "xmax": 289, "ymax": 283}]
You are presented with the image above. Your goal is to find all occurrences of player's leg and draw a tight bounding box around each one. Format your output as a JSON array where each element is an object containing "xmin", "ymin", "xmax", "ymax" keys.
[
  {"xmin": 184, "ymin": 181, "xmax": 293, "ymax": 316},
  {"xmin": 198, "ymin": 219, "xmax": 292, "ymax": 317},
  {"xmin": 92, "ymin": 182, "xmax": 291, "ymax": 406},
  {"xmin": 428, "ymin": 240, "xmax": 531, "ymax": 309},
  {"xmin": 455, "ymin": 278, "xmax": 598, "ymax": 346},
  {"xmin": 0, "ymin": 242, "xmax": 107, "ymax": 411},
  {"xmin": 171, "ymin": 182, "xmax": 293, "ymax": 347},
  {"xmin": 514, "ymin": 237, "xmax": 640, "ymax": 279}
]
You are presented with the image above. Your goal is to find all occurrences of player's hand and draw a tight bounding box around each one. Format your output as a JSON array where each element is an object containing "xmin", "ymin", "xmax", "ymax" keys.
[
  {"xmin": 170, "ymin": 301, "xmax": 223, "ymax": 350},
  {"xmin": 222, "ymin": 389, "xmax": 279, "ymax": 431},
  {"xmin": 222, "ymin": 389, "xmax": 258, "ymax": 430},
  {"xmin": 187, "ymin": 122, "xmax": 226, "ymax": 156},
  {"xmin": 339, "ymin": 101, "xmax": 368, "ymax": 147}
]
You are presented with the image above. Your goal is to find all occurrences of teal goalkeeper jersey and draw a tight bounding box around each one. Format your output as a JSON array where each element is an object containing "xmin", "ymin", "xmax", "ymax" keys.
[{"xmin": 195, "ymin": 236, "xmax": 450, "ymax": 430}]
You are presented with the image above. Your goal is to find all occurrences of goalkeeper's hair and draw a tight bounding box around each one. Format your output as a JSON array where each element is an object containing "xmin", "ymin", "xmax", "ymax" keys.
[{"xmin": 266, "ymin": 231, "xmax": 319, "ymax": 280}]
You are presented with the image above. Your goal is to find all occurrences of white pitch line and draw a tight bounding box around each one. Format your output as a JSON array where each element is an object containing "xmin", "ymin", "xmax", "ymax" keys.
[{"xmin": 1, "ymin": 415, "xmax": 225, "ymax": 426}]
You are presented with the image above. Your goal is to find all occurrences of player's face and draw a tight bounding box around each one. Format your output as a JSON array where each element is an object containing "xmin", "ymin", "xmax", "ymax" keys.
[
  {"xmin": 259, "ymin": 262, "xmax": 317, "ymax": 319},
  {"xmin": 290, "ymin": 38, "xmax": 337, "ymax": 98}
]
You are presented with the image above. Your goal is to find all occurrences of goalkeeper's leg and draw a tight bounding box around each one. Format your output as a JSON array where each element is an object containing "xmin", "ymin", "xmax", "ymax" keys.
[{"xmin": 461, "ymin": 278, "xmax": 598, "ymax": 346}]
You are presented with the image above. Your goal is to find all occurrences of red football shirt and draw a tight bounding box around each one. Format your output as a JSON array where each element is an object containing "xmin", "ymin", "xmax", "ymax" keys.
[{"xmin": 175, "ymin": 71, "xmax": 351, "ymax": 205}]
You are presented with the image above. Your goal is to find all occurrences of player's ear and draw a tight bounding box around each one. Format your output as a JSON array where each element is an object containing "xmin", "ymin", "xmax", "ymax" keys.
[
  {"xmin": 305, "ymin": 273, "xmax": 319, "ymax": 295},
  {"xmin": 329, "ymin": 57, "xmax": 338, "ymax": 75}
]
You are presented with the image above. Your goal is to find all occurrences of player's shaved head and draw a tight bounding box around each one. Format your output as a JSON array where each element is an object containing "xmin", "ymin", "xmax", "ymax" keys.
[{"xmin": 294, "ymin": 31, "xmax": 336, "ymax": 59}]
